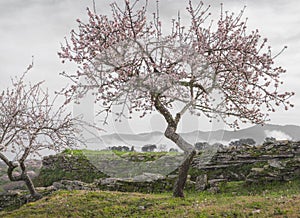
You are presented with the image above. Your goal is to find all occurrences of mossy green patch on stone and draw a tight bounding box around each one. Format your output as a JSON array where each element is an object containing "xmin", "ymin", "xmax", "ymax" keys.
[{"xmin": 33, "ymin": 152, "xmax": 107, "ymax": 187}]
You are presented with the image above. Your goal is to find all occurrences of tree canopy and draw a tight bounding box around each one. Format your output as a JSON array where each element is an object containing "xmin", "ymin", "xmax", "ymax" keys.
[{"xmin": 59, "ymin": 0, "xmax": 294, "ymax": 130}]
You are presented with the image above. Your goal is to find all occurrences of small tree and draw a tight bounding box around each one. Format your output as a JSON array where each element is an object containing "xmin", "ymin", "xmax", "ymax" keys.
[
  {"xmin": 194, "ymin": 142, "xmax": 210, "ymax": 151},
  {"xmin": 229, "ymin": 138, "xmax": 256, "ymax": 147},
  {"xmin": 264, "ymin": 137, "xmax": 276, "ymax": 144},
  {"xmin": 109, "ymin": 145, "xmax": 130, "ymax": 151},
  {"xmin": 169, "ymin": 148, "xmax": 179, "ymax": 153},
  {"xmin": 0, "ymin": 64, "xmax": 80, "ymax": 199},
  {"xmin": 141, "ymin": 144, "xmax": 157, "ymax": 152},
  {"xmin": 59, "ymin": 0, "xmax": 294, "ymax": 197}
]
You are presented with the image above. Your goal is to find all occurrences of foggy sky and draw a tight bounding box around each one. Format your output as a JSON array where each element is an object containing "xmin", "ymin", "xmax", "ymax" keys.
[{"xmin": 0, "ymin": 0, "xmax": 299, "ymax": 134}]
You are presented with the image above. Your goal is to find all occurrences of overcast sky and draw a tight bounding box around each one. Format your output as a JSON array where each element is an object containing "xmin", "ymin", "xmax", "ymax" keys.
[{"xmin": 0, "ymin": 0, "xmax": 299, "ymax": 135}]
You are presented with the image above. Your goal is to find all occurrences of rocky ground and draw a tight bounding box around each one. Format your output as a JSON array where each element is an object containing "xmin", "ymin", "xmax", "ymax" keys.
[{"xmin": 0, "ymin": 140, "xmax": 299, "ymax": 211}]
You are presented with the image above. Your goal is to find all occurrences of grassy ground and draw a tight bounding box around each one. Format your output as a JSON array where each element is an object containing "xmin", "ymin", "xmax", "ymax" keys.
[{"xmin": 1, "ymin": 180, "xmax": 300, "ymax": 218}]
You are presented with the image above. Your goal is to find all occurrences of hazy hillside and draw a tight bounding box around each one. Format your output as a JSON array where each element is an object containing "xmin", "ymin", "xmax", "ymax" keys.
[{"xmin": 93, "ymin": 124, "xmax": 300, "ymax": 151}]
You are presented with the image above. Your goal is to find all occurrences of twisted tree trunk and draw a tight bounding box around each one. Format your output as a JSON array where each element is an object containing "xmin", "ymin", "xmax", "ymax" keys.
[
  {"xmin": 6, "ymin": 160, "xmax": 42, "ymax": 199},
  {"xmin": 153, "ymin": 95, "xmax": 196, "ymax": 197},
  {"xmin": 164, "ymin": 124, "xmax": 196, "ymax": 197},
  {"xmin": 173, "ymin": 150, "xmax": 196, "ymax": 197},
  {"xmin": 20, "ymin": 162, "xmax": 42, "ymax": 199}
]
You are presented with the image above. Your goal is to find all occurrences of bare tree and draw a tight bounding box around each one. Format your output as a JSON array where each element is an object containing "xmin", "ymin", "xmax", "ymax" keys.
[
  {"xmin": 59, "ymin": 0, "xmax": 294, "ymax": 197},
  {"xmin": 0, "ymin": 64, "xmax": 81, "ymax": 199}
]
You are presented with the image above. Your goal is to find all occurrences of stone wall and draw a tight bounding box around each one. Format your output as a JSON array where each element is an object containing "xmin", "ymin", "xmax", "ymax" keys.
[
  {"xmin": 191, "ymin": 140, "xmax": 300, "ymax": 191},
  {"xmin": 0, "ymin": 187, "xmax": 56, "ymax": 211},
  {"xmin": 34, "ymin": 141, "xmax": 300, "ymax": 193},
  {"xmin": 50, "ymin": 174, "xmax": 179, "ymax": 194},
  {"xmin": 0, "ymin": 192, "xmax": 27, "ymax": 211}
]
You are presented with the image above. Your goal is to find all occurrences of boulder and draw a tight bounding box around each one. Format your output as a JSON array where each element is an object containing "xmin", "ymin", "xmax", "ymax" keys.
[
  {"xmin": 52, "ymin": 180, "xmax": 96, "ymax": 191},
  {"xmin": 195, "ymin": 174, "xmax": 208, "ymax": 191},
  {"xmin": 132, "ymin": 173, "xmax": 164, "ymax": 182}
]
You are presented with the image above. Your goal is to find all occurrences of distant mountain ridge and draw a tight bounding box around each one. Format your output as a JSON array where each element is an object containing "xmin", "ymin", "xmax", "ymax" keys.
[{"xmin": 92, "ymin": 124, "xmax": 300, "ymax": 151}]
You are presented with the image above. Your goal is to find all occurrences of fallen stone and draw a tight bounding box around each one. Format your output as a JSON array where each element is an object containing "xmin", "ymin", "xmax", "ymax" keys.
[
  {"xmin": 132, "ymin": 173, "xmax": 165, "ymax": 182},
  {"xmin": 195, "ymin": 174, "xmax": 208, "ymax": 191},
  {"xmin": 268, "ymin": 159, "xmax": 285, "ymax": 169}
]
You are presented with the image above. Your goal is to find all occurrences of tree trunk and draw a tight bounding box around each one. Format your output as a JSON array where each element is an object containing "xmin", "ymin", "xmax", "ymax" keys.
[
  {"xmin": 20, "ymin": 162, "xmax": 42, "ymax": 199},
  {"xmin": 152, "ymin": 95, "xmax": 197, "ymax": 198},
  {"xmin": 7, "ymin": 161, "xmax": 42, "ymax": 200},
  {"xmin": 164, "ymin": 124, "xmax": 196, "ymax": 197},
  {"xmin": 173, "ymin": 150, "xmax": 196, "ymax": 197},
  {"xmin": 22, "ymin": 173, "xmax": 42, "ymax": 199},
  {"xmin": 152, "ymin": 100, "xmax": 195, "ymax": 197}
]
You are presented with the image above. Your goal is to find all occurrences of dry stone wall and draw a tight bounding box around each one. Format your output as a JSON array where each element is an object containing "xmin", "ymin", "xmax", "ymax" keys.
[
  {"xmin": 191, "ymin": 140, "xmax": 300, "ymax": 191},
  {"xmin": 34, "ymin": 141, "xmax": 300, "ymax": 193}
]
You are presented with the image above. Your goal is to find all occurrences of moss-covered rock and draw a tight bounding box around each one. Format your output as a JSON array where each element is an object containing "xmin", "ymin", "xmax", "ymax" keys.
[{"xmin": 33, "ymin": 150, "xmax": 107, "ymax": 187}]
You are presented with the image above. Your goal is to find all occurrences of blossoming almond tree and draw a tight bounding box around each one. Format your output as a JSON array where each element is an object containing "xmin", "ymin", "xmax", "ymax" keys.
[
  {"xmin": 0, "ymin": 64, "xmax": 81, "ymax": 199},
  {"xmin": 59, "ymin": 0, "xmax": 294, "ymax": 197}
]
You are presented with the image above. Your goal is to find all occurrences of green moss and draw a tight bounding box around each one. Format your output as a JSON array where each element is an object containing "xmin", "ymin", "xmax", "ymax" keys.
[
  {"xmin": 33, "ymin": 152, "xmax": 107, "ymax": 187},
  {"xmin": 113, "ymin": 151, "xmax": 171, "ymax": 162},
  {"xmin": 249, "ymin": 148, "xmax": 264, "ymax": 157},
  {"xmin": 62, "ymin": 149, "xmax": 84, "ymax": 156}
]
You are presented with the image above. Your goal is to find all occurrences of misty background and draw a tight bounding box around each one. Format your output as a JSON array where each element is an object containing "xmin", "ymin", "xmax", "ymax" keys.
[{"xmin": 0, "ymin": 0, "xmax": 299, "ymax": 150}]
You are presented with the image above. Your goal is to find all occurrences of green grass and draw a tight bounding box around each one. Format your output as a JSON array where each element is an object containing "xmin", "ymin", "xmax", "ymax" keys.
[
  {"xmin": 62, "ymin": 149, "xmax": 179, "ymax": 162},
  {"xmin": 1, "ymin": 180, "xmax": 300, "ymax": 217},
  {"xmin": 112, "ymin": 151, "xmax": 178, "ymax": 162},
  {"xmin": 219, "ymin": 180, "xmax": 300, "ymax": 197}
]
